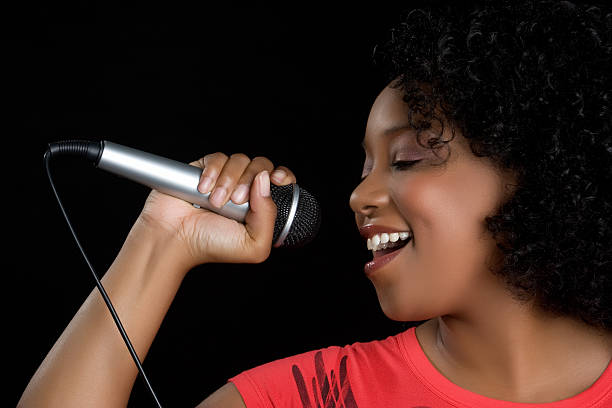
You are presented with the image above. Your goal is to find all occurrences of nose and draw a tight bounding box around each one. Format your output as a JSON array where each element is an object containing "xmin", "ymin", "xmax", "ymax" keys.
[{"xmin": 349, "ymin": 171, "xmax": 389, "ymax": 217}]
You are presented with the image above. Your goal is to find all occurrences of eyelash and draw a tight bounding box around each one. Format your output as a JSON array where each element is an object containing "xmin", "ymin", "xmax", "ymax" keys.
[
  {"xmin": 391, "ymin": 160, "xmax": 421, "ymax": 170},
  {"xmin": 360, "ymin": 160, "xmax": 421, "ymax": 180}
]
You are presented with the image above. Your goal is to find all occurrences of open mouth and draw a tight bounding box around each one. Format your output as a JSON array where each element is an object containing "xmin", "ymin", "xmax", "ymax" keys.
[
  {"xmin": 372, "ymin": 236, "xmax": 412, "ymax": 258},
  {"xmin": 364, "ymin": 233, "xmax": 413, "ymax": 275},
  {"xmin": 367, "ymin": 231, "xmax": 413, "ymax": 256}
]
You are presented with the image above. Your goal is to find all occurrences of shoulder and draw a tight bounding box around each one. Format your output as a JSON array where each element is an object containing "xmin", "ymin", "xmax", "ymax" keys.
[
  {"xmin": 196, "ymin": 383, "xmax": 246, "ymax": 408},
  {"xmin": 226, "ymin": 330, "xmax": 412, "ymax": 408},
  {"xmin": 261, "ymin": 330, "xmax": 409, "ymax": 379}
]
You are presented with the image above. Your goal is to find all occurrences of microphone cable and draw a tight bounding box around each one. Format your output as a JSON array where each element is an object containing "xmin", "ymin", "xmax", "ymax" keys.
[{"xmin": 44, "ymin": 145, "xmax": 163, "ymax": 408}]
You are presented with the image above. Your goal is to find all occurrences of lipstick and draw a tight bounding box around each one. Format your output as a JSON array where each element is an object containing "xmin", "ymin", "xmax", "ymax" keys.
[{"xmin": 364, "ymin": 236, "xmax": 412, "ymax": 276}]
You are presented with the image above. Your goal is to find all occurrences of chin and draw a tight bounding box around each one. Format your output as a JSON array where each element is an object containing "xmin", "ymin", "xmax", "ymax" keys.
[{"xmin": 377, "ymin": 295, "xmax": 436, "ymax": 322}]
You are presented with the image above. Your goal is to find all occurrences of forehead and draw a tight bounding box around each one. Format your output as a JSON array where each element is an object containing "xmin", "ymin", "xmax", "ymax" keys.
[{"xmin": 362, "ymin": 85, "xmax": 416, "ymax": 149}]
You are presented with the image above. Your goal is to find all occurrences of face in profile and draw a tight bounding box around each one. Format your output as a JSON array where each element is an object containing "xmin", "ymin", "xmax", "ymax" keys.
[{"xmin": 350, "ymin": 84, "xmax": 517, "ymax": 321}]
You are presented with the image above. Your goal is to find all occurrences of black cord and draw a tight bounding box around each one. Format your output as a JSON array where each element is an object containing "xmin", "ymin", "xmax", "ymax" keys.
[{"xmin": 44, "ymin": 150, "xmax": 163, "ymax": 408}]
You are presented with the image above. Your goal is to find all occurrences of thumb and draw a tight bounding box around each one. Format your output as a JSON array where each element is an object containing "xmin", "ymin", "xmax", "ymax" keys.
[{"xmin": 243, "ymin": 170, "xmax": 277, "ymax": 260}]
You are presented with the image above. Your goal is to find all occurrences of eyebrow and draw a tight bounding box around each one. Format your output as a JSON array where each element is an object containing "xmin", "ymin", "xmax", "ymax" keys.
[{"xmin": 361, "ymin": 124, "xmax": 415, "ymax": 150}]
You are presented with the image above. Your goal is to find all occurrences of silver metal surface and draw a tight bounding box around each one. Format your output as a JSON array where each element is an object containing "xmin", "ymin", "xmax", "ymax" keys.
[
  {"xmin": 97, "ymin": 141, "xmax": 250, "ymax": 222},
  {"xmin": 273, "ymin": 184, "xmax": 299, "ymax": 247}
]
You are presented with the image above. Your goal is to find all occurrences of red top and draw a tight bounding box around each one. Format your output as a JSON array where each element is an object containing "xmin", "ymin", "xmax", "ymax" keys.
[{"xmin": 228, "ymin": 327, "xmax": 612, "ymax": 407}]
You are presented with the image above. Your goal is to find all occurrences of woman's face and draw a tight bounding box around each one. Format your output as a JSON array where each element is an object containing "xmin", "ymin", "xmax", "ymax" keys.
[{"xmin": 350, "ymin": 84, "xmax": 515, "ymax": 321}]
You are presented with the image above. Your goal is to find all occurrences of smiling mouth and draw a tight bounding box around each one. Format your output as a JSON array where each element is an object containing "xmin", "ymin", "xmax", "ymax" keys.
[{"xmin": 372, "ymin": 236, "xmax": 412, "ymax": 258}]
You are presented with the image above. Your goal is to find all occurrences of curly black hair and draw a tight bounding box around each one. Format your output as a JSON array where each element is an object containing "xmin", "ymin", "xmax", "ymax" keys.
[{"xmin": 375, "ymin": 0, "xmax": 612, "ymax": 330}]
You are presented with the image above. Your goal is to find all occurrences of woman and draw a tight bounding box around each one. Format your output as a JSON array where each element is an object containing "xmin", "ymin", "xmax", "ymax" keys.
[{"xmin": 19, "ymin": 0, "xmax": 612, "ymax": 406}]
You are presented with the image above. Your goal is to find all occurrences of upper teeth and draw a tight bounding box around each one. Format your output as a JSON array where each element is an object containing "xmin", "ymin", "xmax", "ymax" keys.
[{"xmin": 367, "ymin": 231, "xmax": 412, "ymax": 251}]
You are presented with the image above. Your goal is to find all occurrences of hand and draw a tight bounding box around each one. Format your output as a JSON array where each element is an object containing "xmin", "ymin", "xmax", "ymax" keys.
[{"xmin": 135, "ymin": 152, "xmax": 296, "ymax": 269}]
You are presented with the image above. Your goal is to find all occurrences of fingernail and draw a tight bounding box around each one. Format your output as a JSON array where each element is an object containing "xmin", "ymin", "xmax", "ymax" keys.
[
  {"xmin": 209, "ymin": 186, "xmax": 227, "ymax": 207},
  {"xmin": 270, "ymin": 169, "xmax": 286, "ymax": 183},
  {"xmin": 259, "ymin": 171, "xmax": 270, "ymax": 197},
  {"xmin": 231, "ymin": 184, "xmax": 249, "ymax": 203},
  {"xmin": 199, "ymin": 176, "xmax": 213, "ymax": 193}
]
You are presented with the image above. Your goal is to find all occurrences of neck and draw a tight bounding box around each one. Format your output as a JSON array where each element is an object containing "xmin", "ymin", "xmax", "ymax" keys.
[{"xmin": 417, "ymin": 279, "xmax": 612, "ymax": 402}]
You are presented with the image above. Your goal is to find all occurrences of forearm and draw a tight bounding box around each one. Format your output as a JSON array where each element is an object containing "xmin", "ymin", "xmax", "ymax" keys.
[{"xmin": 19, "ymin": 219, "xmax": 192, "ymax": 407}]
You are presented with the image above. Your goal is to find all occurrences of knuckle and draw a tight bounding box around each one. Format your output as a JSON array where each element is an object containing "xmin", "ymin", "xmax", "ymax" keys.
[
  {"xmin": 191, "ymin": 156, "xmax": 209, "ymax": 168},
  {"xmin": 201, "ymin": 153, "xmax": 228, "ymax": 175},
  {"xmin": 230, "ymin": 152, "xmax": 250, "ymax": 162},
  {"xmin": 206, "ymin": 152, "xmax": 228, "ymax": 162},
  {"xmin": 252, "ymin": 247, "xmax": 271, "ymax": 264},
  {"xmin": 252, "ymin": 156, "xmax": 274, "ymax": 168},
  {"xmin": 242, "ymin": 236, "xmax": 271, "ymax": 264}
]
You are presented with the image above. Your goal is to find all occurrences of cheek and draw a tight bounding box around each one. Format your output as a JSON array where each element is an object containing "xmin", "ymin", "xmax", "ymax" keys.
[
  {"xmin": 391, "ymin": 164, "xmax": 501, "ymax": 247},
  {"xmin": 388, "ymin": 165, "xmax": 505, "ymax": 312},
  {"xmin": 391, "ymin": 172, "xmax": 481, "ymax": 245}
]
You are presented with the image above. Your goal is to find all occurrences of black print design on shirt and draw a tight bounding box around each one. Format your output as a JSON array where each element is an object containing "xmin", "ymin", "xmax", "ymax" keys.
[{"xmin": 291, "ymin": 351, "xmax": 358, "ymax": 408}]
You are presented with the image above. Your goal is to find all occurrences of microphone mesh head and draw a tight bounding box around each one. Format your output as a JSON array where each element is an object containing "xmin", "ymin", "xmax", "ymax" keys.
[{"xmin": 271, "ymin": 184, "xmax": 321, "ymax": 248}]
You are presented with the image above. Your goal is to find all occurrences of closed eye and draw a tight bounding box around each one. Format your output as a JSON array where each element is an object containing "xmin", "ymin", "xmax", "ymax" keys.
[{"xmin": 391, "ymin": 160, "xmax": 421, "ymax": 170}]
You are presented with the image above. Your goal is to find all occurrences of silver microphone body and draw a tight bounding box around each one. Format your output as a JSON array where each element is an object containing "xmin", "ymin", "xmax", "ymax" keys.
[{"xmin": 97, "ymin": 141, "xmax": 250, "ymax": 222}]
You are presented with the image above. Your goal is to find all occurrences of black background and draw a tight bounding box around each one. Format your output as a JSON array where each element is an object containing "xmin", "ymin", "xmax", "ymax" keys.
[{"xmin": 6, "ymin": 2, "xmax": 431, "ymax": 406}]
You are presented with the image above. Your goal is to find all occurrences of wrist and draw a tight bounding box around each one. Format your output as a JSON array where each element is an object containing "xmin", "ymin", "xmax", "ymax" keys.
[{"xmin": 127, "ymin": 216, "xmax": 196, "ymax": 278}]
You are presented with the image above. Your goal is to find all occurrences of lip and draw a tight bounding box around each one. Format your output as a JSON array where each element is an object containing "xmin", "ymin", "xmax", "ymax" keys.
[{"xmin": 364, "ymin": 236, "xmax": 412, "ymax": 276}]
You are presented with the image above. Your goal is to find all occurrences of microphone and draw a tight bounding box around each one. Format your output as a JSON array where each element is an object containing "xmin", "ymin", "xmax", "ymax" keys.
[{"xmin": 46, "ymin": 140, "xmax": 321, "ymax": 248}]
